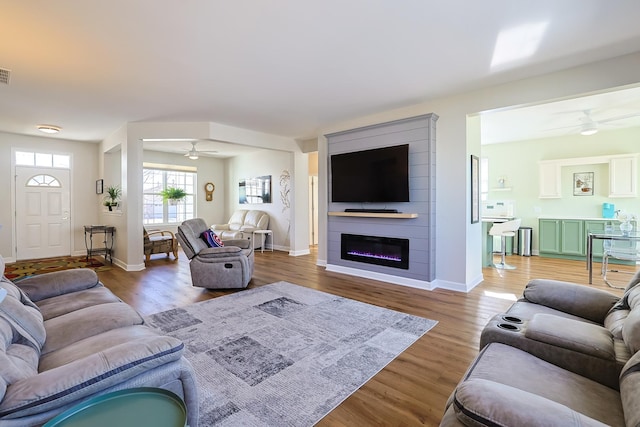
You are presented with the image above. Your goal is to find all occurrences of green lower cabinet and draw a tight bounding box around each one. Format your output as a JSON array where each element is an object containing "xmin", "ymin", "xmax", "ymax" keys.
[
  {"xmin": 560, "ymin": 220, "xmax": 585, "ymax": 256},
  {"xmin": 539, "ymin": 220, "xmax": 561, "ymax": 254},
  {"xmin": 539, "ymin": 219, "xmax": 618, "ymax": 261}
]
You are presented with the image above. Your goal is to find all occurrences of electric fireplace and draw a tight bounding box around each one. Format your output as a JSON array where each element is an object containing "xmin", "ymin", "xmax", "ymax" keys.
[{"xmin": 341, "ymin": 233, "xmax": 409, "ymax": 270}]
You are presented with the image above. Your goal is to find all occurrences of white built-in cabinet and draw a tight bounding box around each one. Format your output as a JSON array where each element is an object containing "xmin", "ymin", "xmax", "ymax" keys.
[
  {"xmin": 609, "ymin": 155, "xmax": 637, "ymax": 197},
  {"xmin": 538, "ymin": 154, "xmax": 638, "ymax": 199},
  {"xmin": 538, "ymin": 162, "xmax": 562, "ymax": 198}
]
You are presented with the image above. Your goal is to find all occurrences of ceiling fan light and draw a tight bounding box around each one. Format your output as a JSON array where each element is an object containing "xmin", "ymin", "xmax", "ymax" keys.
[
  {"xmin": 580, "ymin": 123, "xmax": 598, "ymax": 136},
  {"xmin": 37, "ymin": 124, "xmax": 61, "ymax": 134},
  {"xmin": 188, "ymin": 153, "xmax": 199, "ymax": 160}
]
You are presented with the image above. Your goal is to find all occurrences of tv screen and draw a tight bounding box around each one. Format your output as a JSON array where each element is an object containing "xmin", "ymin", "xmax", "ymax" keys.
[{"xmin": 330, "ymin": 144, "xmax": 410, "ymax": 203}]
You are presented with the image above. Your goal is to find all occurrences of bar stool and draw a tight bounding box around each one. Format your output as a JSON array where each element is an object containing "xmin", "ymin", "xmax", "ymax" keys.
[{"xmin": 489, "ymin": 219, "xmax": 521, "ymax": 270}]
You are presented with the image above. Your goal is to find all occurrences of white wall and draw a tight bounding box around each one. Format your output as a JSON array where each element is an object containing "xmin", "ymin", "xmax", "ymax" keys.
[
  {"xmin": 316, "ymin": 52, "xmax": 640, "ymax": 291},
  {"xmin": 0, "ymin": 132, "xmax": 100, "ymax": 261},
  {"xmin": 226, "ymin": 149, "xmax": 302, "ymax": 251}
]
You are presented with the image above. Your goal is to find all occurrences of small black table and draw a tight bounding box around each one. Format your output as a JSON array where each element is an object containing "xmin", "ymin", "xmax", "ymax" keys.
[{"xmin": 83, "ymin": 225, "xmax": 115, "ymax": 263}]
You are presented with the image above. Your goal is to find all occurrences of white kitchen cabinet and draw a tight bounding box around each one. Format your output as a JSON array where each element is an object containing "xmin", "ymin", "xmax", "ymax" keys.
[
  {"xmin": 538, "ymin": 161, "xmax": 561, "ymax": 198},
  {"xmin": 609, "ymin": 155, "xmax": 637, "ymax": 197}
]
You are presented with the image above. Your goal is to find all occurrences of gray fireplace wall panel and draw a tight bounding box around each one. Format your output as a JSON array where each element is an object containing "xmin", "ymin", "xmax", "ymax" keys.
[{"xmin": 325, "ymin": 114, "xmax": 437, "ymax": 283}]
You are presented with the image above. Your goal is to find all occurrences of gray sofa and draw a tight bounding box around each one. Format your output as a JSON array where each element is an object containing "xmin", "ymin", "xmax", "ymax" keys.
[
  {"xmin": 0, "ymin": 257, "xmax": 199, "ymax": 426},
  {"xmin": 177, "ymin": 218, "xmax": 254, "ymax": 289},
  {"xmin": 441, "ymin": 272, "xmax": 640, "ymax": 426}
]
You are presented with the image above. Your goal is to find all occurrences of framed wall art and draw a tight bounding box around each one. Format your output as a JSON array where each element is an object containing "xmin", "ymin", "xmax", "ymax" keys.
[{"xmin": 573, "ymin": 172, "xmax": 594, "ymax": 196}]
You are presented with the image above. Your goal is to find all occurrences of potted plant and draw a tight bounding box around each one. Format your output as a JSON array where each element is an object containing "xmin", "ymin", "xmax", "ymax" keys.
[
  {"xmin": 161, "ymin": 187, "xmax": 187, "ymax": 205},
  {"xmin": 104, "ymin": 185, "xmax": 122, "ymax": 211}
]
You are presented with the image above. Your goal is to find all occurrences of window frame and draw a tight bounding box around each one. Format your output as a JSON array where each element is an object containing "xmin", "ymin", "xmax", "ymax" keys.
[{"xmin": 143, "ymin": 167, "xmax": 196, "ymax": 225}]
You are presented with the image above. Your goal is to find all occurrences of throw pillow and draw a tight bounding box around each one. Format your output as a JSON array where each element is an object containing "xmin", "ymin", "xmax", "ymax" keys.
[{"xmin": 201, "ymin": 230, "xmax": 224, "ymax": 248}]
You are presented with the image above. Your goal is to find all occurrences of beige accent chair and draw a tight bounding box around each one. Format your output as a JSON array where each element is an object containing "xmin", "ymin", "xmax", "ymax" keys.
[
  {"xmin": 143, "ymin": 227, "xmax": 178, "ymax": 262},
  {"xmin": 211, "ymin": 210, "xmax": 270, "ymax": 248}
]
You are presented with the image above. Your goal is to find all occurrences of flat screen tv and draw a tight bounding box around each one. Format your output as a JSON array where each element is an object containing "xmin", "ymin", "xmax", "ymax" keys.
[{"xmin": 330, "ymin": 144, "xmax": 410, "ymax": 203}]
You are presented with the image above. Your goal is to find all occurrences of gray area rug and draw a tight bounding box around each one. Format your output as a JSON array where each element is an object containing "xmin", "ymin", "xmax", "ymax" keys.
[{"xmin": 145, "ymin": 281, "xmax": 437, "ymax": 426}]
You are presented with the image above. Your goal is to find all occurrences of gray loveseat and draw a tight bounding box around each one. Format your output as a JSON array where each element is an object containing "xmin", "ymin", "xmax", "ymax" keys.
[
  {"xmin": 441, "ymin": 272, "xmax": 640, "ymax": 426},
  {"xmin": 0, "ymin": 257, "xmax": 199, "ymax": 426}
]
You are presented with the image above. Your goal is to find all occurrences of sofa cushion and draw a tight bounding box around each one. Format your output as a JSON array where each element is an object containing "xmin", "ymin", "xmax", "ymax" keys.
[
  {"xmin": 0, "ymin": 329, "xmax": 184, "ymax": 418},
  {"xmin": 523, "ymin": 279, "xmax": 619, "ymax": 324},
  {"xmin": 454, "ymin": 378, "xmax": 609, "ymax": 427},
  {"xmin": 177, "ymin": 218, "xmax": 209, "ymax": 258},
  {"xmin": 0, "ymin": 316, "xmax": 40, "ymax": 403},
  {"xmin": 227, "ymin": 210, "xmax": 247, "ymax": 230},
  {"xmin": 42, "ymin": 302, "xmax": 144, "ymax": 355},
  {"xmin": 35, "ymin": 285, "xmax": 122, "ymax": 321},
  {"xmin": 201, "ymin": 229, "xmax": 224, "ymax": 248},
  {"xmin": 0, "ymin": 278, "xmax": 45, "ymax": 351},
  {"xmin": 451, "ymin": 343, "xmax": 623, "ymax": 426},
  {"xmin": 16, "ymin": 269, "xmax": 101, "ymax": 302},
  {"xmin": 620, "ymin": 351, "xmax": 640, "ymax": 427},
  {"xmin": 525, "ymin": 313, "xmax": 615, "ymax": 360},
  {"xmin": 622, "ymin": 307, "xmax": 640, "ymax": 353}
]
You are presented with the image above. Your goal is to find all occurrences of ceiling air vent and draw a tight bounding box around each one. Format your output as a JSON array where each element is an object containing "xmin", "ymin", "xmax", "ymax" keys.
[{"xmin": 0, "ymin": 68, "xmax": 10, "ymax": 85}]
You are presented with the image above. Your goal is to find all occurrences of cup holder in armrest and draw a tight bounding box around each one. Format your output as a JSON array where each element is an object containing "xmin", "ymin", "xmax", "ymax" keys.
[
  {"xmin": 497, "ymin": 323, "xmax": 520, "ymax": 331},
  {"xmin": 501, "ymin": 315, "xmax": 523, "ymax": 324}
]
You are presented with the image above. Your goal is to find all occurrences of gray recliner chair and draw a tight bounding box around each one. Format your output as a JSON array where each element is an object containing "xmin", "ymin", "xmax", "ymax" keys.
[{"xmin": 176, "ymin": 218, "xmax": 254, "ymax": 289}]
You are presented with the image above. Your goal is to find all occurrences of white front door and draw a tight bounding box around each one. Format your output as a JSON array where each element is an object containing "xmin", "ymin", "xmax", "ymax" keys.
[{"xmin": 15, "ymin": 166, "xmax": 71, "ymax": 260}]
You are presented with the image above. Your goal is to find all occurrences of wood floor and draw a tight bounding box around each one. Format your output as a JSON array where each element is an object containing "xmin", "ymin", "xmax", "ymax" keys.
[{"xmin": 97, "ymin": 249, "xmax": 629, "ymax": 426}]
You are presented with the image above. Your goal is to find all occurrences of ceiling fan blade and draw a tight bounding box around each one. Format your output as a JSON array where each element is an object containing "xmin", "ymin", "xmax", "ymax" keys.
[{"xmin": 597, "ymin": 112, "xmax": 640, "ymax": 124}]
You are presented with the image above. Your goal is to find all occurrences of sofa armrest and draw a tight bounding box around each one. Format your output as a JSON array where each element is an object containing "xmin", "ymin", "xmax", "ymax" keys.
[
  {"xmin": 0, "ymin": 333, "xmax": 184, "ymax": 419},
  {"xmin": 240, "ymin": 225, "xmax": 257, "ymax": 233},
  {"xmin": 223, "ymin": 239, "xmax": 250, "ymax": 249},
  {"xmin": 198, "ymin": 246, "xmax": 244, "ymax": 258},
  {"xmin": 523, "ymin": 279, "xmax": 619, "ymax": 323},
  {"xmin": 525, "ymin": 313, "xmax": 615, "ymax": 360},
  {"xmin": 17, "ymin": 269, "xmax": 101, "ymax": 302},
  {"xmin": 453, "ymin": 378, "xmax": 607, "ymax": 427},
  {"xmin": 211, "ymin": 224, "xmax": 231, "ymax": 231}
]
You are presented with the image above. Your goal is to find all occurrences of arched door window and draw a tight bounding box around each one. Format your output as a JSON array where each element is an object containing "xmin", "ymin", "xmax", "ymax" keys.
[{"xmin": 26, "ymin": 174, "xmax": 61, "ymax": 187}]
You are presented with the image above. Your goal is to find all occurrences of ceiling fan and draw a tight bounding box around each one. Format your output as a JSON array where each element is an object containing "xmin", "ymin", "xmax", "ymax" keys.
[
  {"xmin": 183, "ymin": 141, "xmax": 218, "ymax": 160},
  {"xmin": 567, "ymin": 109, "xmax": 640, "ymax": 136}
]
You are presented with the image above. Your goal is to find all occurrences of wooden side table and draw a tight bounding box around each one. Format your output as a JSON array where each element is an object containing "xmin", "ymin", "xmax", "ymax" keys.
[{"xmin": 252, "ymin": 229, "xmax": 273, "ymax": 253}]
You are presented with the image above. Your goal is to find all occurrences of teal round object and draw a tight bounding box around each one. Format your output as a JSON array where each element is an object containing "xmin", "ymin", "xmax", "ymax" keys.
[{"xmin": 43, "ymin": 387, "xmax": 187, "ymax": 427}]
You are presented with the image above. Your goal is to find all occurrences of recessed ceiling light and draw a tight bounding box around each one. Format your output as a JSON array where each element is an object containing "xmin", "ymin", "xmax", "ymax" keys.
[{"xmin": 37, "ymin": 125, "xmax": 61, "ymax": 134}]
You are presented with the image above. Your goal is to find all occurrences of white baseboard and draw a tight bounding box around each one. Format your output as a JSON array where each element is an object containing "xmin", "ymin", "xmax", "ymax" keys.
[{"xmin": 326, "ymin": 264, "xmax": 436, "ymax": 291}]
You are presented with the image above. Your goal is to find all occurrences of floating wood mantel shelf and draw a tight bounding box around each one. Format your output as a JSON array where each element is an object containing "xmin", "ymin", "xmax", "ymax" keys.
[{"xmin": 328, "ymin": 211, "xmax": 418, "ymax": 219}]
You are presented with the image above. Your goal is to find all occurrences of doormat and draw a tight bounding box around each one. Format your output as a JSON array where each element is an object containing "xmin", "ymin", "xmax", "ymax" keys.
[
  {"xmin": 145, "ymin": 281, "xmax": 438, "ymax": 426},
  {"xmin": 4, "ymin": 256, "xmax": 111, "ymax": 281}
]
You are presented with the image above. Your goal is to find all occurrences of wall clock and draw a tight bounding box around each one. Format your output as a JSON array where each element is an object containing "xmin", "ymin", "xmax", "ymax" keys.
[{"xmin": 205, "ymin": 182, "xmax": 215, "ymax": 201}]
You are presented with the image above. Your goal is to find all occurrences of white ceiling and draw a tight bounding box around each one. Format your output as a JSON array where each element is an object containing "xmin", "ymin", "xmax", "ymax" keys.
[
  {"xmin": 2, "ymin": 1, "xmax": 640, "ymax": 153},
  {"xmin": 481, "ymin": 85, "xmax": 640, "ymax": 144}
]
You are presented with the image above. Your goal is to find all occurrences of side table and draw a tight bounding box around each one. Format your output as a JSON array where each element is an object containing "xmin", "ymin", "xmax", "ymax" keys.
[
  {"xmin": 84, "ymin": 225, "xmax": 115, "ymax": 263},
  {"xmin": 43, "ymin": 387, "xmax": 187, "ymax": 427},
  {"xmin": 252, "ymin": 229, "xmax": 273, "ymax": 253}
]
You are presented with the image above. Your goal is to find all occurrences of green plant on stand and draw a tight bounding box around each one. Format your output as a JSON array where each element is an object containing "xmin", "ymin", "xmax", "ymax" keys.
[
  {"xmin": 104, "ymin": 185, "xmax": 122, "ymax": 211},
  {"xmin": 161, "ymin": 187, "xmax": 187, "ymax": 205}
]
